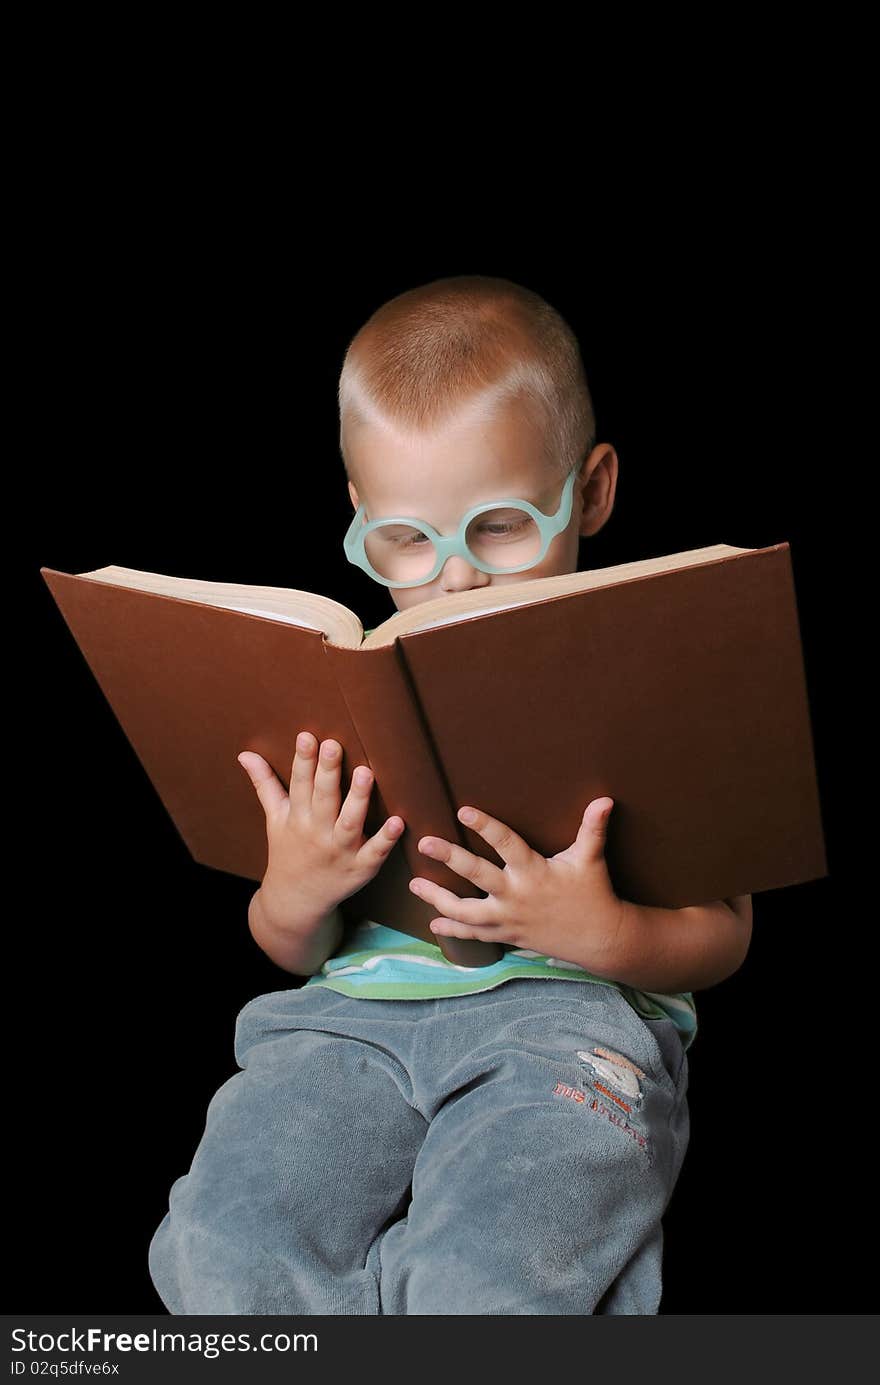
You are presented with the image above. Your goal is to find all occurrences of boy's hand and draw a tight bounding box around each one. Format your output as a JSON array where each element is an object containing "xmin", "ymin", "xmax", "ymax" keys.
[
  {"xmin": 238, "ymin": 732, "xmax": 404, "ymax": 924},
  {"xmin": 409, "ymin": 797, "xmax": 628, "ymax": 975}
]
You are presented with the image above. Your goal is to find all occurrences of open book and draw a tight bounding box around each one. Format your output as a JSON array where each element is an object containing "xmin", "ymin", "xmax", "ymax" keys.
[{"xmin": 40, "ymin": 542, "xmax": 827, "ymax": 968}]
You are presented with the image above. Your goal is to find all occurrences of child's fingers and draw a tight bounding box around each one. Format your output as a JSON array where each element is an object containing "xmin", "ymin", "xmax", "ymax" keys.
[
  {"xmin": 359, "ymin": 814, "xmax": 405, "ymax": 866},
  {"xmin": 237, "ymin": 751, "xmax": 289, "ymax": 819},
  {"xmin": 333, "ymin": 765, "xmax": 405, "ymax": 871},
  {"xmin": 334, "ymin": 764, "xmax": 376, "ymax": 843},
  {"xmin": 288, "ymin": 731, "xmax": 319, "ymax": 817},
  {"xmin": 310, "ymin": 738, "xmax": 343, "ymax": 828}
]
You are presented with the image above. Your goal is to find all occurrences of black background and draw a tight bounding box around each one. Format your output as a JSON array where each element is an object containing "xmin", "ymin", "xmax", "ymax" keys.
[{"xmin": 21, "ymin": 178, "xmax": 860, "ymax": 1313}]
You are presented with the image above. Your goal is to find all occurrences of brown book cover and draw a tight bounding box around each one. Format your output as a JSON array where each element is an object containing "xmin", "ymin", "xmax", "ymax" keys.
[{"xmin": 39, "ymin": 541, "xmax": 827, "ymax": 969}]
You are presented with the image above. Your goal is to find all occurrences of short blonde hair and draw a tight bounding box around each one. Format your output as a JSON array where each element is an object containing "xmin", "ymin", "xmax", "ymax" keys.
[{"xmin": 338, "ymin": 275, "xmax": 596, "ymax": 484}]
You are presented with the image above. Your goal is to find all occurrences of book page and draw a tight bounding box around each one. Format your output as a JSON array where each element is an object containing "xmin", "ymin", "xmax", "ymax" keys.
[
  {"xmin": 360, "ymin": 543, "xmax": 757, "ymax": 649},
  {"xmin": 398, "ymin": 601, "xmax": 519, "ymax": 631},
  {"xmin": 60, "ymin": 565, "xmax": 365, "ymax": 648},
  {"xmin": 220, "ymin": 604, "xmax": 324, "ymax": 630}
]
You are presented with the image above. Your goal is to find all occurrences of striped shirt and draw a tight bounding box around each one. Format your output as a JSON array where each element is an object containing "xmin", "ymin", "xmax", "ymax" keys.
[{"xmin": 303, "ymin": 918, "xmax": 698, "ymax": 1051}]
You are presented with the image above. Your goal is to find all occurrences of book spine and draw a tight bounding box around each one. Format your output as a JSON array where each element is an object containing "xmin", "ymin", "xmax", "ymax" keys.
[{"xmin": 322, "ymin": 638, "xmax": 502, "ymax": 967}]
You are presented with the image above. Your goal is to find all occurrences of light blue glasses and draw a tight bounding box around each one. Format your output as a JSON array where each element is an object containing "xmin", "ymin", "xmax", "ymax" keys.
[{"xmin": 343, "ymin": 462, "xmax": 580, "ymax": 589}]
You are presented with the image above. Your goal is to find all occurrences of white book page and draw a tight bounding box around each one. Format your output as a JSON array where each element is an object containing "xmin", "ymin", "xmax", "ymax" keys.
[
  {"xmin": 218, "ymin": 603, "xmax": 322, "ymax": 630},
  {"xmin": 406, "ymin": 601, "xmax": 519, "ymax": 633}
]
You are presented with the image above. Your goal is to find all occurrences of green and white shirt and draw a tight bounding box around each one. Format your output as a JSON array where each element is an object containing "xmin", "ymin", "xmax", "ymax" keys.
[{"xmin": 303, "ymin": 918, "xmax": 698, "ymax": 1051}]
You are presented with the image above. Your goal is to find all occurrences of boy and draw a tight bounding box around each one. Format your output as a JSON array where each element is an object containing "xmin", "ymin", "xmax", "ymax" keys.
[{"xmin": 148, "ymin": 275, "xmax": 752, "ymax": 1315}]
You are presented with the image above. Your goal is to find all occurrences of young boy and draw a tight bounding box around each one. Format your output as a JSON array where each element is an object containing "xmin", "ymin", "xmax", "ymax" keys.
[{"xmin": 148, "ymin": 275, "xmax": 752, "ymax": 1315}]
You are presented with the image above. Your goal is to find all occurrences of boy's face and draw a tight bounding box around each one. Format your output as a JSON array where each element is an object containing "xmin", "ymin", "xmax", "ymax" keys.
[{"xmin": 345, "ymin": 397, "xmax": 618, "ymax": 612}]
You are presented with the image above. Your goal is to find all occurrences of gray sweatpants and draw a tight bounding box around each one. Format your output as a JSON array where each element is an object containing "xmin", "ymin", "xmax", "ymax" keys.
[{"xmin": 148, "ymin": 977, "xmax": 690, "ymax": 1315}]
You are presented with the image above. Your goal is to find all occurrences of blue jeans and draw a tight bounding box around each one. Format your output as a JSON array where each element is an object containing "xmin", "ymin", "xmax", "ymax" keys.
[{"xmin": 148, "ymin": 977, "xmax": 690, "ymax": 1315}]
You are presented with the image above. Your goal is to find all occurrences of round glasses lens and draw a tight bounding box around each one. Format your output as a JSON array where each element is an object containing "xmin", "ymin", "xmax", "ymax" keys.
[
  {"xmin": 364, "ymin": 506, "xmax": 542, "ymax": 582},
  {"xmin": 364, "ymin": 523, "xmax": 438, "ymax": 582},
  {"xmin": 465, "ymin": 506, "xmax": 542, "ymax": 569}
]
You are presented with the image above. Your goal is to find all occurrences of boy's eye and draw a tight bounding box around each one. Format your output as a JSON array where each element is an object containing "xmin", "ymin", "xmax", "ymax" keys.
[
  {"xmin": 376, "ymin": 527, "xmax": 431, "ymax": 548},
  {"xmin": 477, "ymin": 516, "xmax": 531, "ymax": 537},
  {"xmin": 377, "ymin": 516, "xmax": 532, "ymax": 546}
]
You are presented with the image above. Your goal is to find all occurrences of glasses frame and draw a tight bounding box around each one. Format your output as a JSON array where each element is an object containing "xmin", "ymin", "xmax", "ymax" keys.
[{"xmin": 343, "ymin": 461, "xmax": 581, "ymax": 589}]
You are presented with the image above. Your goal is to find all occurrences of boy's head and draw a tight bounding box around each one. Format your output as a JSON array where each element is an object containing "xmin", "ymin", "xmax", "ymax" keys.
[{"xmin": 338, "ymin": 275, "xmax": 618, "ymax": 612}]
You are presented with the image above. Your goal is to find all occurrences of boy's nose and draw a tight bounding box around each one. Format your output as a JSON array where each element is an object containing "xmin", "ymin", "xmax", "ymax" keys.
[{"xmin": 437, "ymin": 554, "xmax": 491, "ymax": 593}]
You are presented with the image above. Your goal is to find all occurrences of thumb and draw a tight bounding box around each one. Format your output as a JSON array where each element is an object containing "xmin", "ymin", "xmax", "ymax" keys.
[{"xmin": 574, "ymin": 797, "xmax": 614, "ymax": 863}]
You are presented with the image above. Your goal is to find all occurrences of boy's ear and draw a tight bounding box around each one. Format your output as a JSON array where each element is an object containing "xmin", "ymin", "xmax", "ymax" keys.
[
  {"xmin": 578, "ymin": 444, "xmax": 618, "ymax": 538},
  {"xmin": 347, "ymin": 480, "xmax": 360, "ymax": 512}
]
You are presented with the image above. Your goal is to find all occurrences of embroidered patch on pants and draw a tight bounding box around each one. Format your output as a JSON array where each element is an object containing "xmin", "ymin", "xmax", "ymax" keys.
[
  {"xmin": 551, "ymin": 1045, "xmax": 653, "ymax": 1163},
  {"xmin": 552, "ymin": 1082, "xmax": 653, "ymax": 1162},
  {"xmin": 575, "ymin": 1046, "xmax": 645, "ymax": 1109}
]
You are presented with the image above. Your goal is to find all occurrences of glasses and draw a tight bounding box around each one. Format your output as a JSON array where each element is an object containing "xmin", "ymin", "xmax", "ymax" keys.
[{"xmin": 343, "ymin": 462, "xmax": 580, "ymax": 589}]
